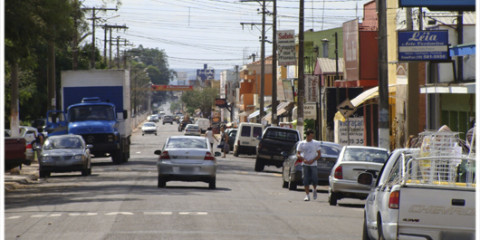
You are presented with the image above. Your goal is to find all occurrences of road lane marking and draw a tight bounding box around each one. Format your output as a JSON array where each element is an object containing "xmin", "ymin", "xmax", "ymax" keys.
[
  {"xmin": 6, "ymin": 216, "xmax": 21, "ymax": 220},
  {"xmin": 31, "ymin": 214, "xmax": 47, "ymax": 218},
  {"xmin": 144, "ymin": 212, "xmax": 173, "ymax": 215},
  {"xmin": 105, "ymin": 212, "xmax": 134, "ymax": 216},
  {"xmin": 48, "ymin": 214, "xmax": 62, "ymax": 217},
  {"xmin": 179, "ymin": 212, "xmax": 208, "ymax": 215},
  {"xmin": 68, "ymin": 213, "xmax": 98, "ymax": 216}
]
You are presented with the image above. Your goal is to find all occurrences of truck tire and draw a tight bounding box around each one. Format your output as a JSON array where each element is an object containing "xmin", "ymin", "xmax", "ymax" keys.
[
  {"xmin": 377, "ymin": 215, "xmax": 386, "ymax": 240},
  {"xmin": 254, "ymin": 158, "xmax": 264, "ymax": 172},
  {"xmin": 112, "ymin": 151, "xmax": 123, "ymax": 164}
]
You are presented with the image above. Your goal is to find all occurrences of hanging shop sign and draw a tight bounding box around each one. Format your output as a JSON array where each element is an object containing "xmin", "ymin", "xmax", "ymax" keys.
[
  {"xmin": 277, "ymin": 30, "xmax": 296, "ymax": 66},
  {"xmin": 398, "ymin": 31, "xmax": 449, "ymax": 61}
]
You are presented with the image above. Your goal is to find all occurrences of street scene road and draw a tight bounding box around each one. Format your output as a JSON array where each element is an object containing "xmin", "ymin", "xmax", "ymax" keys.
[{"xmin": 5, "ymin": 123, "xmax": 366, "ymax": 240}]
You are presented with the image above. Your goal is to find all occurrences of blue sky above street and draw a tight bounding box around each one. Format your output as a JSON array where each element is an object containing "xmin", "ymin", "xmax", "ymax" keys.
[{"xmin": 82, "ymin": 0, "xmax": 370, "ymax": 70}]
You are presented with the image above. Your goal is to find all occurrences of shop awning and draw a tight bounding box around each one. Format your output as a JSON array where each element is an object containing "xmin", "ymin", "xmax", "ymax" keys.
[
  {"xmin": 262, "ymin": 102, "xmax": 294, "ymax": 123},
  {"xmin": 420, "ymin": 82, "xmax": 475, "ymax": 94},
  {"xmin": 334, "ymin": 84, "xmax": 403, "ymax": 122},
  {"xmin": 247, "ymin": 107, "xmax": 268, "ymax": 120}
]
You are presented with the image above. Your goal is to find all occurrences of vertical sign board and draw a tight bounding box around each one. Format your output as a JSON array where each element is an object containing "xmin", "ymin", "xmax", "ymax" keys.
[
  {"xmin": 305, "ymin": 75, "xmax": 319, "ymax": 103},
  {"xmin": 334, "ymin": 117, "xmax": 364, "ymax": 146},
  {"xmin": 277, "ymin": 30, "xmax": 297, "ymax": 66},
  {"xmin": 398, "ymin": 31, "xmax": 449, "ymax": 61},
  {"xmin": 342, "ymin": 19, "xmax": 359, "ymax": 81}
]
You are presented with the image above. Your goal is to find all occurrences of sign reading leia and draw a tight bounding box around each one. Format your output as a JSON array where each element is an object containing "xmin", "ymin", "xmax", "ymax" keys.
[{"xmin": 398, "ymin": 31, "xmax": 449, "ymax": 61}]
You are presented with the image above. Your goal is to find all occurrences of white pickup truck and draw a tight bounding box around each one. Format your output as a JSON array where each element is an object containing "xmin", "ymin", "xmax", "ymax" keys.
[{"xmin": 358, "ymin": 147, "xmax": 475, "ymax": 240}]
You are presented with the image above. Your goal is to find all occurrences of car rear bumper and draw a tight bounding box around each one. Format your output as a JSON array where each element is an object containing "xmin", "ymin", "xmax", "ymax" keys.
[
  {"xmin": 157, "ymin": 162, "xmax": 216, "ymax": 178},
  {"xmin": 329, "ymin": 178, "xmax": 371, "ymax": 196}
]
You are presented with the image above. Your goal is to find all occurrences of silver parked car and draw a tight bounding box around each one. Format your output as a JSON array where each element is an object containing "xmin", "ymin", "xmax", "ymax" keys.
[
  {"xmin": 328, "ymin": 145, "xmax": 389, "ymax": 206},
  {"xmin": 37, "ymin": 134, "xmax": 92, "ymax": 178},
  {"xmin": 155, "ymin": 136, "xmax": 221, "ymax": 189},
  {"xmin": 184, "ymin": 124, "xmax": 201, "ymax": 136},
  {"xmin": 282, "ymin": 141, "xmax": 342, "ymax": 190}
]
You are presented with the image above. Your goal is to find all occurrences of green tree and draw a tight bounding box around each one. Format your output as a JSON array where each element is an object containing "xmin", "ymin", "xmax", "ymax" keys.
[{"xmin": 181, "ymin": 88, "xmax": 218, "ymax": 118}]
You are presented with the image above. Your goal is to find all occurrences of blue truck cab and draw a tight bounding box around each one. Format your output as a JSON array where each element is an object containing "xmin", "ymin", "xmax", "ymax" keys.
[{"xmin": 47, "ymin": 70, "xmax": 132, "ymax": 164}]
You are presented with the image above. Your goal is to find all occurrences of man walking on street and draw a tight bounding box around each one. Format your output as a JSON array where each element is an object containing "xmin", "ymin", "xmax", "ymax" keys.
[{"xmin": 296, "ymin": 129, "xmax": 322, "ymax": 201}]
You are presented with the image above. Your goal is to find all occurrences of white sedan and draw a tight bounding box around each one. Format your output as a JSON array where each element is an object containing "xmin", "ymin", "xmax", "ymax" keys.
[
  {"xmin": 141, "ymin": 122, "xmax": 157, "ymax": 136},
  {"xmin": 328, "ymin": 145, "xmax": 389, "ymax": 206},
  {"xmin": 155, "ymin": 136, "xmax": 221, "ymax": 189}
]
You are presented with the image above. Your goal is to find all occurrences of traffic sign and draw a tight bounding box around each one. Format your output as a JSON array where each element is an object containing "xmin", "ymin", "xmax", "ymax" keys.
[{"xmin": 337, "ymin": 99, "xmax": 356, "ymax": 118}]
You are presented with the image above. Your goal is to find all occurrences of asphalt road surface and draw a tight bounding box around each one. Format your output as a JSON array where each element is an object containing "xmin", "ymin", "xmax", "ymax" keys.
[{"xmin": 5, "ymin": 122, "xmax": 365, "ymax": 240}]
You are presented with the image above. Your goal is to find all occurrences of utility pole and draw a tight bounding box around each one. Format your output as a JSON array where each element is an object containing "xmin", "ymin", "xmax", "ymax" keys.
[
  {"xmin": 377, "ymin": 0, "xmax": 389, "ymax": 150},
  {"xmin": 240, "ymin": 0, "xmax": 273, "ymax": 124},
  {"xmin": 260, "ymin": 0, "xmax": 266, "ymax": 122},
  {"xmin": 103, "ymin": 24, "xmax": 128, "ymax": 66},
  {"xmin": 297, "ymin": 0, "xmax": 305, "ymax": 139},
  {"xmin": 83, "ymin": 6, "xmax": 118, "ymax": 69},
  {"xmin": 271, "ymin": 0, "xmax": 278, "ymax": 126}
]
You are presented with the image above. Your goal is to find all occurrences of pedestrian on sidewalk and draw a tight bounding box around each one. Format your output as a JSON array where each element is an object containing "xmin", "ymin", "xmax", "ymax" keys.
[
  {"xmin": 205, "ymin": 127, "xmax": 218, "ymax": 149},
  {"xmin": 296, "ymin": 129, "xmax": 322, "ymax": 201},
  {"xmin": 220, "ymin": 126, "xmax": 230, "ymax": 158}
]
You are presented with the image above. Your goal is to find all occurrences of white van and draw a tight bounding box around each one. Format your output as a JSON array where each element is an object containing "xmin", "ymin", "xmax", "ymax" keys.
[
  {"xmin": 195, "ymin": 118, "xmax": 210, "ymax": 133},
  {"xmin": 233, "ymin": 123, "xmax": 264, "ymax": 156}
]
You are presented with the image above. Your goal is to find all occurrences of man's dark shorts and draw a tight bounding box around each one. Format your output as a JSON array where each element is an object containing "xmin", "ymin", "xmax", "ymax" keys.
[{"xmin": 302, "ymin": 165, "xmax": 318, "ymax": 186}]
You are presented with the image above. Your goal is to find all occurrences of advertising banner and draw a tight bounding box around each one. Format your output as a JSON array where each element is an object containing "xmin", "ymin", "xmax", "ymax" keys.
[
  {"xmin": 334, "ymin": 117, "xmax": 364, "ymax": 146},
  {"xmin": 398, "ymin": 31, "xmax": 449, "ymax": 61},
  {"xmin": 399, "ymin": 0, "xmax": 474, "ymax": 11},
  {"xmin": 277, "ymin": 30, "xmax": 296, "ymax": 66}
]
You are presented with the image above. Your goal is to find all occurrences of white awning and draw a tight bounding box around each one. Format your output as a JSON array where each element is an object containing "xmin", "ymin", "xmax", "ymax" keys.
[
  {"xmin": 420, "ymin": 83, "xmax": 475, "ymax": 94},
  {"xmin": 247, "ymin": 107, "xmax": 268, "ymax": 119}
]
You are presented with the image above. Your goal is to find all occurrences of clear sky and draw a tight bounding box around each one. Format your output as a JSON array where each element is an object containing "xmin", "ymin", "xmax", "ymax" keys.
[{"xmin": 82, "ymin": 0, "xmax": 370, "ymax": 70}]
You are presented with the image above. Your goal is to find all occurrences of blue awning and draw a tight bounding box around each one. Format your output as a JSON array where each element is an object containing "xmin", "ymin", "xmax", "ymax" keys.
[{"xmin": 449, "ymin": 44, "xmax": 476, "ymax": 56}]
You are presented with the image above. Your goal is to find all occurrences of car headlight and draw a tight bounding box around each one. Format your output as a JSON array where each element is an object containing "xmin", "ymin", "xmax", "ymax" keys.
[{"xmin": 73, "ymin": 155, "xmax": 83, "ymax": 160}]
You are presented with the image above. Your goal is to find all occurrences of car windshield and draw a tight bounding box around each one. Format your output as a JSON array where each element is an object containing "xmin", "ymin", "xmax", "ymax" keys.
[
  {"xmin": 68, "ymin": 105, "xmax": 115, "ymax": 121},
  {"xmin": 187, "ymin": 126, "xmax": 199, "ymax": 130},
  {"xmin": 264, "ymin": 129, "xmax": 298, "ymax": 142},
  {"xmin": 43, "ymin": 137, "xmax": 83, "ymax": 150},
  {"xmin": 320, "ymin": 145, "xmax": 342, "ymax": 156},
  {"xmin": 144, "ymin": 123, "xmax": 155, "ymax": 127},
  {"xmin": 166, "ymin": 138, "xmax": 207, "ymax": 149},
  {"xmin": 343, "ymin": 148, "xmax": 389, "ymax": 163}
]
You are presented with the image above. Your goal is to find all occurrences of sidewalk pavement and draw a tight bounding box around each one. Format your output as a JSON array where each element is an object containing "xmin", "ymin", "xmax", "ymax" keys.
[{"xmin": 4, "ymin": 162, "xmax": 39, "ymax": 192}]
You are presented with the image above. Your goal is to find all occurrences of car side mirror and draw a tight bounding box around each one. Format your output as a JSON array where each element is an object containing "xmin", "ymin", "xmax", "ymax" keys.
[
  {"xmin": 154, "ymin": 150, "xmax": 162, "ymax": 155},
  {"xmin": 357, "ymin": 172, "xmax": 374, "ymax": 186},
  {"xmin": 86, "ymin": 144, "xmax": 93, "ymax": 149}
]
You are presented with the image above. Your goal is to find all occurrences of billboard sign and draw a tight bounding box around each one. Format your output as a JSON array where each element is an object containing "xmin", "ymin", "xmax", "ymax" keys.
[
  {"xmin": 398, "ymin": 31, "xmax": 449, "ymax": 61},
  {"xmin": 277, "ymin": 30, "xmax": 296, "ymax": 66},
  {"xmin": 399, "ymin": 0, "xmax": 474, "ymax": 11},
  {"xmin": 343, "ymin": 19, "xmax": 359, "ymax": 81},
  {"xmin": 196, "ymin": 64, "xmax": 215, "ymax": 82}
]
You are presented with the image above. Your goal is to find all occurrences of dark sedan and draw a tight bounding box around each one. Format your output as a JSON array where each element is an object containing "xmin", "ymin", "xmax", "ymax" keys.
[
  {"xmin": 37, "ymin": 134, "xmax": 92, "ymax": 178},
  {"xmin": 282, "ymin": 141, "xmax": 342, "ymax": 190}
]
